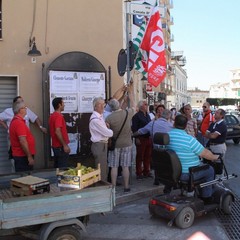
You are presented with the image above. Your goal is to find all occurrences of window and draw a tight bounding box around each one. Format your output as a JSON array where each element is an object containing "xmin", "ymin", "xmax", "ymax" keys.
[{"xmin": 0, "ymin": 0, "xmax": 2, "ymax": 39}]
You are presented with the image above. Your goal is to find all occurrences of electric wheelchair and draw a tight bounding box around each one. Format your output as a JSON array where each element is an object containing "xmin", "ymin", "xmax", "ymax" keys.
[{"xmin": 149, "ymin": 133, "xmax": 237, "ymax": 229}]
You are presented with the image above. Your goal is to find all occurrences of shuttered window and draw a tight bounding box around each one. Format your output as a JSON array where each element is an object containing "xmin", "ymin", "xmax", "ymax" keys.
[
  {"xmin": 0, "ymin": 0, "xmax": 2, "ymax": 39},
  {"xmin": 0, "ymin": 76, "xmax": 17, "ymax": 173}
]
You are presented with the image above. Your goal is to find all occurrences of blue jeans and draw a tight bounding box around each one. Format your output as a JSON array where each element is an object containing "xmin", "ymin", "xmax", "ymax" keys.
[
  {"xmin": 180, "ymin": 165, "xmax": 214, "ymax": 198},
  {"xmin": 52, "ymin": 147, "xmax": 69, "ymax": 168}
]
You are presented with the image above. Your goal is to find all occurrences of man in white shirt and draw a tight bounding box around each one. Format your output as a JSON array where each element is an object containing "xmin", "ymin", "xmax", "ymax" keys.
[
  {"xmin": 0, "ymin": 96, "xmax": 47, "ymax": 133},
  {"xmin": 89, "ymin": 97, "xmax": 113, "ymax": 182}
]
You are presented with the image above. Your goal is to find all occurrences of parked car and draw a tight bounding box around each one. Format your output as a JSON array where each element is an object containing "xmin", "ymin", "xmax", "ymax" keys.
[
  {"xmin": 225, "ymin": 114, "xmax": 240, "ymax": 144},
  {"xmin": 225, "ymin": 110, "xmax": 240, "ymax": 118}
]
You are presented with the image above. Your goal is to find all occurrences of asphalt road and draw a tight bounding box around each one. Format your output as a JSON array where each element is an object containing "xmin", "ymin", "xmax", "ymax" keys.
[
  {"xmin": 83, "ymin": 197, "xmax": 228, "ymax": 240},
  {"xmin": 222, "ymin": 140, "xmax": 240, "ymax": 196},
  {"xmin": 1, "ymin": 140, "xmax": 239, "ymax": 240},
  {"xmin": 83, "ymin": 140, "xmax": 240, "ymax": 240}
]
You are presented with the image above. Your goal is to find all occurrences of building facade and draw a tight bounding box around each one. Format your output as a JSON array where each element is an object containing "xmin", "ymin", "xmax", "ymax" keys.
[
  {"xmin": 168, "ymin": 51, "xmax": 188, "ymax": 110},
  {"xmin": 0, "ymin": 0, "xmax": 177, "ymax": 172},
  {"xmin": 0, "ymin": 0, "xmax": 125, "ymax": 172},
  {"xmin": 209, "ymin": 69, "xmax": 240, "ymax": 99},
  {"xmin": 187, "ymin": 88, "xmax": 209, "ymax": 109}
]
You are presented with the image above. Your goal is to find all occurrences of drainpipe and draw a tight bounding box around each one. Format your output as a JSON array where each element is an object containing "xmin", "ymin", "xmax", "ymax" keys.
[{"xmin": 108, "ymin": 66, "xmax": 112, "ymax": 98}]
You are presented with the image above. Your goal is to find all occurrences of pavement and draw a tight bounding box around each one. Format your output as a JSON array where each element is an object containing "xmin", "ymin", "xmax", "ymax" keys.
[
  {"xmin": 115, "ymin": 173, "xmax": 164, "ymax": 205},
  {"xmin": 114, "ymin": 144, "xmax": 165, "ymax": 206}
]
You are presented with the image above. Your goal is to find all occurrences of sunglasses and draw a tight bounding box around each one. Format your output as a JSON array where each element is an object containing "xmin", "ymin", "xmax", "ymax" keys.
[{"xmin": 202, "ymin": 106, "xmax": 207, "ymax": 108}]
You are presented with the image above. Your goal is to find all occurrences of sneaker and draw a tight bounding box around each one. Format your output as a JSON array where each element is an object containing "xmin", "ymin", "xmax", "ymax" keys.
[
  {"xmin": 136, "ymin": 175, "xmax": 143, "ymax": 180},
  {"xmin": 124, "ymin": 188, "xmax": 131, "ymax": 193}
]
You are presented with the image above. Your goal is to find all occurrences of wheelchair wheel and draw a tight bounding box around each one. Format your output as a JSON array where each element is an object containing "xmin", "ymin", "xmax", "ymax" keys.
[
  {"xmin": 222, "ymin": 195, "xmax": 232, "ymax": 215},
  {"xmin": 175, "ymin": 207, "xmax": 195, "ymax": 229}
]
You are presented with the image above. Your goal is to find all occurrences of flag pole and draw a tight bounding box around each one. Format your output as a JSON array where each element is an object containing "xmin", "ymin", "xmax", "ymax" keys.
[
  {"xmin": 125, "ymin": 1, "xmax": 131, "ymax": 86},
  {"xmin": 125, "ymin": 1, "xmax": 131, "ymax": 108}
]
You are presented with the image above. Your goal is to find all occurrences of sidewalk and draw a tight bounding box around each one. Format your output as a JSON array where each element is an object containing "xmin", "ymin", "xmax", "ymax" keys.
[
  {"xmin": 113, "ymin": 144, "xmax": 164, "ymax": 205},
  {"xmin": 115, "ymin": 173, "xmax": 164, "ymax": 205}
]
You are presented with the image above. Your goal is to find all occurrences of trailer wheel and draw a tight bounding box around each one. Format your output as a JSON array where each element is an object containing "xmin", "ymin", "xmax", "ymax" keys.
[
  {"xmin": 175, "ymin": 207, "xmax": 195, "ymax": 229},
  {"xmin": 222, "ymin": 195, "xmax": 232, "ymax": 215},
  {"xmin": 48, "ymin": 225, "xmax": 82, "ymax": 240}
]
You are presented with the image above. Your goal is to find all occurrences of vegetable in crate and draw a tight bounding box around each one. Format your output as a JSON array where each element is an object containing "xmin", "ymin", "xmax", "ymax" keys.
[{"xmin": 64, "ymin": 165, "xmax": 95, "ymax": 176}]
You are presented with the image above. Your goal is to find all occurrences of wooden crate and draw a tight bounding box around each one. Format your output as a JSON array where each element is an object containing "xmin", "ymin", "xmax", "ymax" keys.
[
  {"xmin": 56, "ymin": 163, "xmax": 101, "ymax": 189},
  {"xmin": 10, "ymin": 175, "xmax": 50, "ymax": 197}
]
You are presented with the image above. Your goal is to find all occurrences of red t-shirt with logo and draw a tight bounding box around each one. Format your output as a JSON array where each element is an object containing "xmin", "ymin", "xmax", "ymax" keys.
[
  {"xmin": 49, "ymin": 111, "xmax": 69, "ymax": 148},
  {"xmin": 9, "ymin": 115, "xmax": 36, "ymax": 156}
]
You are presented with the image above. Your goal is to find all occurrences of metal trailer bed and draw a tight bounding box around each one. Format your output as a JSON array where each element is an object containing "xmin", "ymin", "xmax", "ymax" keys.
[{"xmin": 0, "ymin": 170, "xmax": 115, "ymax": 240}]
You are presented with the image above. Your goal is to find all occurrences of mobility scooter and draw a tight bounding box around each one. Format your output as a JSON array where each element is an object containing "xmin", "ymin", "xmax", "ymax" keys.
[{"xmin": 149, "ymin": 133, "xmax": 237, "ymax": 229}]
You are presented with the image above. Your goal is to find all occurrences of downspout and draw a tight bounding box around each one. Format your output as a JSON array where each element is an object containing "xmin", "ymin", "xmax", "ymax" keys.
[
  {"xmin": 42, "ymin": 63, "xmax": 49, "ymax": 168},
  {"xmin": 108, "ymin": 66, "xmax": 112, "ymax": 98}
]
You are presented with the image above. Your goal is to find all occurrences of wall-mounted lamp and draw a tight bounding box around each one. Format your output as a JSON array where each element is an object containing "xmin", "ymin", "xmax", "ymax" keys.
[{"xmin": 28, "ymin": 37, "xmax": 41, "ymax": 56}]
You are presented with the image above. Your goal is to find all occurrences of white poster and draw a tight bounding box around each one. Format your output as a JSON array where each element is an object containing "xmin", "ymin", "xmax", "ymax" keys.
[
  {"xmin": 79, "ymin": 72, "xmax": 105, "ymax": 93},
  {"xmin": 49, "ymin": 71, "xmax": 105, "ymax": 113},
  {"xmin": 79, "ymin": 92, "xmax": 105, "ymax": 113},
  {"xmin": 49, "ymin": 71, "xmax": 78, "ymax": 92},
  {"xmin": 50, "ymin": 93, "xmax": 78, "ymax": 113}
]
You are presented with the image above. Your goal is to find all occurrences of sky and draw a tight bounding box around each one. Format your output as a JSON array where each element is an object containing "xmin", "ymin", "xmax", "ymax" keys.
[{"xmin": 171, "ymin": 0, "xmax": 240, "ymax": 90}]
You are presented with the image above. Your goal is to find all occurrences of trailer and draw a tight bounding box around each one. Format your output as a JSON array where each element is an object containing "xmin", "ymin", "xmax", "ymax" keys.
[{"xmin": 0, "ymin": 170, "xmax": 115, "ymax": 240}]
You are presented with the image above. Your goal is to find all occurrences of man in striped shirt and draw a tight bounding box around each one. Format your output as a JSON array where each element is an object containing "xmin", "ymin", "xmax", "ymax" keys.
[{"xmin": 167, "ymin": 114, "xmax": 220, "ymax": 203}]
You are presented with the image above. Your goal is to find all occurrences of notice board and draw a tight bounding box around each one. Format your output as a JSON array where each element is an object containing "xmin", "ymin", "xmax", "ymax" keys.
[{"xmin": 49, "ymin": 70, "xmax": 106, "ymax": 157}]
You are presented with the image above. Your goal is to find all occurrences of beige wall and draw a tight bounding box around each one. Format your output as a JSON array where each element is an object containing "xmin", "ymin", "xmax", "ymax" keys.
[{"xmin": 0, "ymin": 0, "xmax": 125, "ymax": 167}]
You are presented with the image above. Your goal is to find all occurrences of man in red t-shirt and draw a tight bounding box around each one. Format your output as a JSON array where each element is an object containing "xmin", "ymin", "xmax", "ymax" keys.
[
  {"xmin": 9, "ymin": 101, "xmax": 36, "ymax": 172},
  {"xmin": 49, "ymin": 97, "xmax": 70, "ymax": 168}
]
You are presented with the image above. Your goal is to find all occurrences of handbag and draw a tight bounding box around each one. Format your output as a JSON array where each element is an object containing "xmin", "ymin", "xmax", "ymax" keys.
[
  {"xmin": 108, "ymin": 110, "xmax": 128, "ymax": 151},
  {"xmin": 108, "ymin": 137, "xmax": 117, "ymax": 151}
]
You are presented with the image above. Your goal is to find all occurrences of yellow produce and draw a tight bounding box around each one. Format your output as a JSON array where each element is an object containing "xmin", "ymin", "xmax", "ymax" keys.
[{"xmin": 63, "ymin": 165, "xmax": 95, "ymax": 176}]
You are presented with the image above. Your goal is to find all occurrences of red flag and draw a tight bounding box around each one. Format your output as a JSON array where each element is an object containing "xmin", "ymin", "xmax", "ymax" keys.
[{"xmin": 140, "ymin": 5, "xmax": 166, "ymax": 87}]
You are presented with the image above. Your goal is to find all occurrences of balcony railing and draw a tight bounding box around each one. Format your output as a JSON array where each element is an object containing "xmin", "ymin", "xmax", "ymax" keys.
[{"xmin": 165, "ymin": 43, "xmax": 171, "ymax": 53}]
